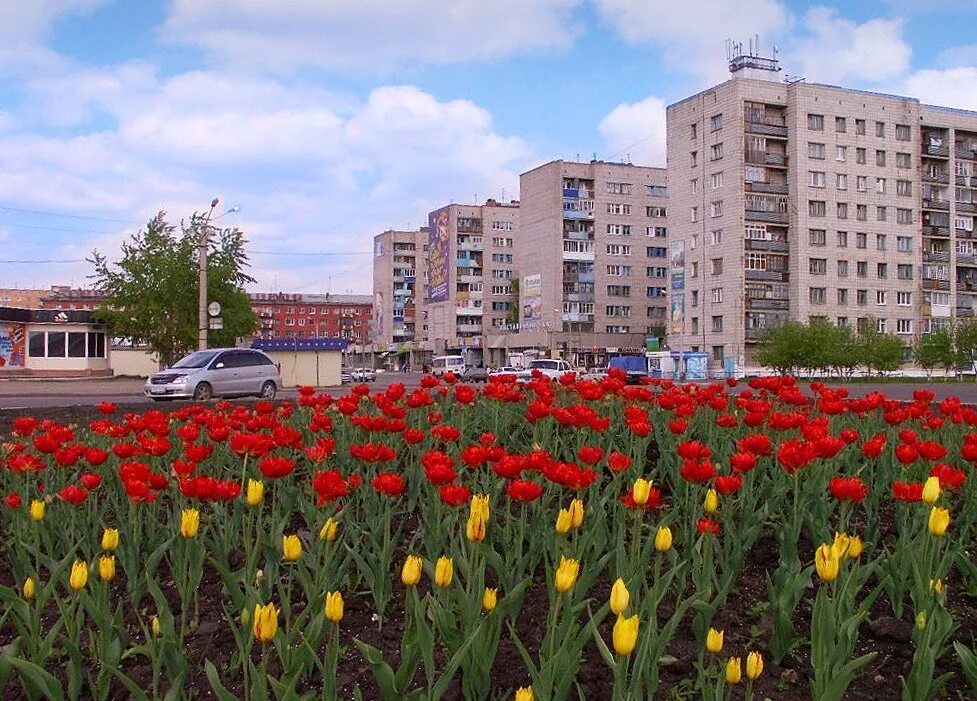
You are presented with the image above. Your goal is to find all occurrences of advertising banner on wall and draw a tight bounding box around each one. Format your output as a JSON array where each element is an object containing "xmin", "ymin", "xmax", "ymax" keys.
[
  {"xmin": 428, "ymin": 207, "xmax": 451, "ymax": 303},
  {"xmin": 670, "ymin": 294, "xmax": 684, "ymax": 335},
  {"xmin": 522, "ymin": 273, "xmax": 542, "ymax": 324},
  {"xmin": 0, "ymin": 322, "xmax": 26, "ymax": 369},
  {"xmin": 669, "ymin": 240, "xmax": 685, "ymax": 270}
]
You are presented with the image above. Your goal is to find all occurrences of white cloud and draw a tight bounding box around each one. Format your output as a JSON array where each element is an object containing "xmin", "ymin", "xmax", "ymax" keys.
[
  {"xmin": 938, "ymin": 44, "xmax": 977, "ymax": 67},
  {"xmin": 792, "ymin": 7, "xmax": 911, "ymax": 85},
  {"xmin": 597, "ymin": 96, "xmax": 667, "ymax": 167},
  {"xmin": 903, "ymin": 67, "xmax": 977, "ymax": 111},
  {"xmin": 0, "ymin": 0, "xmax": 106, "ymax": 71},
  {"xmin": 162, "ymin": 0, "xmax": 582, "ymax": 71},
  {"xmin": 593, "ymin": 0, "xmax": 790, "ymax": 83}
]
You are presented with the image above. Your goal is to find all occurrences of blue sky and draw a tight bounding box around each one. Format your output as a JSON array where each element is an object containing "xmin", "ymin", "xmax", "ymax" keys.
[{"xmin": 2, "ymin": 0, "xmax": 977, "ymax": 294}]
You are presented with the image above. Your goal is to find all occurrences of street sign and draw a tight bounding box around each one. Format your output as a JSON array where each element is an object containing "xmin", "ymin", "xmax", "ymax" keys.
[
  {"xmin": 207, "ymin": 301, "xmax": 222, "ymax": 317},
  {"xmin": 208, "ymin": 317, "xmax": 223, "ymax": 330}
]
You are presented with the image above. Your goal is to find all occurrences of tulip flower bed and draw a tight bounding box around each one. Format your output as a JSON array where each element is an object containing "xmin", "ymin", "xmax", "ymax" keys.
[{"xmin": 2, "ymin": 373, "xmax": 977, "ymax": 700}]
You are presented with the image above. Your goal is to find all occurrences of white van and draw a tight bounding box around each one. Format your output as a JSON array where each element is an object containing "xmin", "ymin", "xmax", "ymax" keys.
[{"xmin": 430, "ymin": 355, "xmax": 466, "ymax": 377}]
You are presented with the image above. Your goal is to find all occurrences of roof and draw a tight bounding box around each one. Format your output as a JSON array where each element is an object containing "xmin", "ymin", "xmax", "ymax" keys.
[
  {"xmin": 248, "ymin": 292, "xmax": 372, "ymax": 306},
  {"xmin": 0, "ymin": 306, "xmax": 103, "ymax": 325},
  {"xmin": 251, "ymin": 337, "xmax": 348, "ymax": 352}
]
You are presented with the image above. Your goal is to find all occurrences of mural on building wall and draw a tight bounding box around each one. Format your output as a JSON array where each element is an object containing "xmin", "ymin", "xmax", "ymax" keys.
[
  {"xmin": 373, "ymin": 292, "xmax": 384, "ymax": 341},
  {"xmin": 0, "ymin": 322, "xmax": 25, "ymax": 368},
  {"xmin": 428, "ymin": 208, "xmax": 451, "ymax": 303},
  {"xmin": 522, "ymin": 273, "xmax": 542, "ymax": 326}
]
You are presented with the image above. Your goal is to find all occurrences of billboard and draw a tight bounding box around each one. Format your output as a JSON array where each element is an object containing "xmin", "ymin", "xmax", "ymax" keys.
[
  {"xmin": 428, "ymin": 207, "xmax": 451, "ymax": 303},
  {"xmin": 670, "ymin": 294, "xmax": 684, "ymax": 335},
  {"xmin": 669, "ymin": 240, "xmax": 685, "ymax": 271},
  {"xmin": 671, "ymin": 272, "xmax": 685, "ymax": 290},
  {"xmin": 0, "ymin": 322, "xmax": 26, "ymax": 369},
  {"xmin": 522, "ymin": 273, "xmax": 542, "ymax": 326}
]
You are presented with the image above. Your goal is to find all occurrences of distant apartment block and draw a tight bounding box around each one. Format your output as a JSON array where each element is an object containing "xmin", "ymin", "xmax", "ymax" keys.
[
  {"xmin": 249, "ymin": 293, "xmax": 371, "ymax": 343},
  {"xmin": 372, "ymin": 228, "xmax": 429, "ymax": 353},
  {"xmin": 0, "ymin": 288, "xmax": 47, "ymax": 310},
  {"xmin": 666, "ymin": 49, "xmax": 977, "ymax": 370}
]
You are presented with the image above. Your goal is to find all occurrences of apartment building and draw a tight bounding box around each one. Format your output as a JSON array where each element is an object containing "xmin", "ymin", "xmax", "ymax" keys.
[
  {"xmin": 425, "ymin": 200, "xmax": 519, "ymax": 363},
  {"xmin": 0, "ymin": 288, "xmax": 47, "ymax": 310},
  {"xmin": 249, "ymin": 293, "xmax": 371, "ymax": 343},
  {"xmin": 40, "ymin": 286, "xmax": 104, "ymax": 311},
  {"xmin": 502, "ymin": 160, "xmax": 667, "ymax": 367},
  {"xmin": 371, "ymin": 228, "xmax": 429, "ymax": 365},
  {"xmin": 666, "ymin": 50, "xmax": 977, "ymax": 370}
]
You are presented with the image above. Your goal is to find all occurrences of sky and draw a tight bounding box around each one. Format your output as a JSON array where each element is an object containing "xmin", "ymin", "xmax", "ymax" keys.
[{"xmin": 3, "ymin": 0, "xmax": 977, "ymax": 295}]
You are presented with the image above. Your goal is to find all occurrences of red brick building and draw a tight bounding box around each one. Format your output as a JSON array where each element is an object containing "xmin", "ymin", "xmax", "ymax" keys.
[
  {"xmin": 40, "ymin": 286, "xmax": 104, "ymax": 311},
  {"xmin": 249, "ymin": 293, "xmax": 372, "ymax": 343}
]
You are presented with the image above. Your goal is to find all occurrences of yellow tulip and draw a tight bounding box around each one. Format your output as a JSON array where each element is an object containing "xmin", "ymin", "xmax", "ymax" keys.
[
  {"xmin": 846, "ymin": 535, "xmax": 863, "ymax": 559},
  {"xmin": 151, "ymin": 616, "xmax": 161, "ymax": 637},
  {"xmin": 282, "ymin": 534, "xmax": 302, "ymax": 561},
  {"xmin": 470, "ymin": 493, "xmax": 490, "ymax": 522},
  {"xmin": 435, "ymin": 556, "xmax": 453, "ymax": 588},
  {"xmin": 555, "ymin": 508, "xmax": 573, "ymax": 534},
  {"xmin": 703, "ymin": 488, "xmax": 719, "ymax": 514},
  {"xmin": 22, "ymin": 577, "xmax": 35, "ymax": 600},
  {"xmin": 101, "ymin": 527, "xmax": 120, "ymax": 551},
  {"xmin": 929, "ymin": 506, "xmax": 950, "ymax": 536},
  {"xmin": 246, "ymin": 479, "xmax": 264, "ymax": 506},
  {"xmin": 632, "ymin": 478, "xmax": 651, "ymax": 506},
  {"xmin": 69, "ymin": 560, "xmax": 88, "ymax": 592},
  {"xmin": 466, "ymin": 511, "xmax": 486, "ymax": 542},
  {"xmin": 612, "ymin": 614, "xmax": 639, "ymax": 656},
  {"xmin": 930, "ymin": 578, "xmax": 945, "ymax": 594},
  {"xmin": 98, "ymin": 555, "xmax": 115, "ymax": 582},
  {"xmin": 482, "ymin": 587, "xmax": 498, "ymax": 612},
  {"xmin": 815, "ymin": 543, "xmax": 840, "ymax": 582},
  {"xmin": 324, "ymin": 591, "xmax": 344, "ymax": 624},
  {"xmin": 180, "ymin": 508, "xmax": 199, "ymax": 538},
  {"xmin": 401, "ymin": 555, "xmax": 423, "ymax": 587},
  {"xmin": 831, "ymin": 532, "xmax": 852, "ymax": 559},
  {"xmin": 568, "ymin": 498, "xmax": 584, "ymax": 529},
  {"xmin": 746, "ymin": 651, "xmax": 764, "ymax": 680},
  {"xmin": 554, "ymin": 556, "xmax": 580, "ymax": 593},
  {"xmin": 706, "ymin": 627, "xmax": 724, "ymax": 654},
  {"xmin": 726, "ymin": 657, "xmax": 742, "ymax": 684},
  {"xmin": 609, "ymin": 578, "xmax": 630, "ymax": 615},
  {"xmin": 253, "ymin": 602, "xmax": 278, "ymax": 643},
  {"xmin": 319, "ymin": 517, "xmax": 339, "ymax": 542},
  {"xmin": 29, "ymin": 499, "xmax": 45, "ymax": 522},
  {"xmin": 515, "ymin": 687, "xmax": 534, "ymax": 701},
  {"xmin": 922, "ymin": 475, "xmax": 941, "ymax": 505},
  {"xmin": 655, "ymin": 525, "xmax": 673, "ymax": 552}
]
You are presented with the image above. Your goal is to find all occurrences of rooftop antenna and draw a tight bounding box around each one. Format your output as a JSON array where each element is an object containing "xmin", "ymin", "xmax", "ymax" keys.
[{"xmin": 727, "ymin": 35, "xmax": 781, "ymax": 77}]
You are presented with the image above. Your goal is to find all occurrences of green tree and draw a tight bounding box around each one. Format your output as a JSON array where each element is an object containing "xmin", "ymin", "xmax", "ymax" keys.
[
  {"xmin": 914, "ymin": 328, "xmax": 955, "ymax": 377},
  {"xmin": 756, "ymin": 320, "xmax": 808, "ymax": 375},
  {"xmin": 857, "ymin": 327, "xmax": 905, "ymax": 375},
  {"xmin": 89, "ymin": 211, "xmax": 257, "ymax": 367},
  {"xmin": 506, "ymin": 276, "xmax": 520, "ymax": 327},
  {"xmin": 954, "ymin": 319, "xmax": 977, "ymax": 371}
]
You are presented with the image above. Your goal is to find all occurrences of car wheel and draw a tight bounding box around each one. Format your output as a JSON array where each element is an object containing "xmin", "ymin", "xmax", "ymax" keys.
[
  {"xmin": 260, "ymin": 381, "xmax": 277, "ymax": 400},
  {"xmin": 193, "ymin": 382, "xmax": 213, "ymax": 401}
]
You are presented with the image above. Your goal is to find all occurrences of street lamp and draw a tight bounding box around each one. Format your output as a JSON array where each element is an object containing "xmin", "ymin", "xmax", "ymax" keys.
[{"xmin": 197, "ymin": 200, "xmax": 241, "ymax": 351}]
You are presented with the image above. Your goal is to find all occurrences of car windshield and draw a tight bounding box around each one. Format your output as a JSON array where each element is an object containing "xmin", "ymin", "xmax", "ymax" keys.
[
  {"xmin": 529, "ymin": 360, "xmax": 557, "ymax": 370},
  {"xmin": 172, "ymin": 351, "xmax": 218, "ymax": 369}
]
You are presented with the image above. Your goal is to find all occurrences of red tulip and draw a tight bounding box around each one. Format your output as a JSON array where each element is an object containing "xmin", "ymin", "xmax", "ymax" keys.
[
  {"xmin": 829, "ymin": 476, "xmax": 868, "ymax": 502},
  {"xmin": 259, "ymin": 455, "xmax": 295, "ymax": 479},
  {"xmin": 372, "ymin": 472, "xmax": 406, "ymax": 497},
  {"xmin": 507, "ymin": 479, "xmax": 543, "ymax": 502}
]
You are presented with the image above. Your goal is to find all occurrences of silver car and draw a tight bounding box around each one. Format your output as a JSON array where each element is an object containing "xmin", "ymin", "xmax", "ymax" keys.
[{"xmin": 145, "ymin": 348, "xmax": 281, "ymax": 402}]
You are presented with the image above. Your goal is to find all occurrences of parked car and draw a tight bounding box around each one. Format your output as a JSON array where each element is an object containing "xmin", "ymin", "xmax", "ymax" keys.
[
  {"xmin": 430, "ymin": 354, "xmax": 466, "ymax": 377},
  {"xmin": 340, "ymin": 369, "xmax": 353, "ymax": 384},
  {"xmin": 351, "ymin": 367, "xmax": 377, "ymax": 382},
  {"xmin": 488, "ymin": 366, "xmax": 520, "ymax": 378},
  {"xmin": 145, "ymin": 348, "xmax": 281, "ymax": 401},
  {"xmin": 514, "ymin": 359, "xmax": 575, "ymax": 382},
  {"xmin": 461, "ymin": 366, "xmax": 488, "ymax": 383}
]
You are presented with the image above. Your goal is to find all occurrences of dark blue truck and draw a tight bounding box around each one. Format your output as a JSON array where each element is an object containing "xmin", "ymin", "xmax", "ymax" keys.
[{"xmin": 608, "ymin": 355, "xmax": 648, "ymax": 384}]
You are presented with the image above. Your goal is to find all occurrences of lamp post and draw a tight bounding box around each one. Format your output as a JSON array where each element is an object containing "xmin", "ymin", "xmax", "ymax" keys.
[{"xmin": 197, "ymin": 200, "xmax": 241, "ymax": 351}]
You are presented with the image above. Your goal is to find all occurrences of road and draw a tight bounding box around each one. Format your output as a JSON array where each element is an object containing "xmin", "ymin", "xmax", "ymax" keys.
[
  {"xmin": 2, "ymin": 374, "xmax": 977, "ymax": 411},
  {"xmin": 0, "ymin": 372, "xmax": 422, "ymax": 410}
]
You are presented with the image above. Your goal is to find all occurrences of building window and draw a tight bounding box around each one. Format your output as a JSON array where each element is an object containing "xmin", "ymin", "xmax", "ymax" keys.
[
  {"xmin": 646, "ymin": 246, "xmax": 667, "ymax": 258},
  {"xmin": 856, "ymin": 205, "xmax": 867, "ymax": 221},
  {"xmin": 646, "ymin": 206, "xmax": 667, "ymax": 218},
  {"xmin": 691, "ymin": 317, "xmax": 699, "ymax": 334},
  {"xmin": 711, "ymin": 258, "xmax": 724, "ymax": 275},
  {"xmin": 897, "ymin": 180, "xmax": 912, "ymax": 197},
  {"xmin": 897, "ymin": 236, "xmax": 913, "ymax": 252},
  {"xmin": 712, "ymin": 345, "xmax": 725, "ymax": 361},
  {"xmin": 809, "ymin": 258, "xmax": 827, "ymax": 275},
  {"xmin": 690, "ymin": 123, "xmax": 698, "ymax": 140},
  {"xmin": 691, "ymin": 207, "xmax": 698, "ymax": 222},
  {"xmin": 809, "ymin": 200, "xmax": 826, "ymax": 217},
  {"xmin": 692, "ymin": 290, "xmax": 699, "ymax": 305},
  {"xmin": 711, "ymin": 315, "xmax": 724, "ymax": 332},
  {"xmin": 606, "ymin": 203, "xmax": 632, "ymax": 215},
  {"xmin": 876, "ymin": 177, "xmax": 886, "ymax": 194},
  {"xmin": 810, "ymin": 287, "xmax": 827, "ymax": 304},
  {"xmin": 605, "ymin": 305, "xmax": 631, "ymax": 317},
  {"xmin": 878, "ymin": 262, "xmax": 888, "ymax": 278},
  {"xmin": 876, "ymin": 121, "xmax": 886, "ymax": 138},
  {"xmin": 646, "ymin": 185, "xmax": 667, "ymax": 197},
  {"xmin": 837, "ymin": 260, "xmax": 849, "ymax": 277},
  {"xmin": 835, "ymin": 146, "xmax": 847, "ymax": 163},
  {"xmin": 876, "ymin": 234, "xmax": 887, "ymax": 251},
  {"xmin": 808, "ymin": 114, "xmax": 825, "ymax": 131},
  {"xmin": 897, "ymin": 318, "xmax": 913, "ymax": 335},
  {"xmin": 606, "ymin": 224, "xmax": 632, "ymax": 236},
  {"xmin": 809, "ymin": 229, "xmax": 827, "ymax": 246},
  {"xmin": 646, "ymin": 266, "xmax": 667, "ymax": 277},
  {"xmin": 838, "ymin": 289, "xmax": 849, "ymax": 306},
  {"xmin": 808, "ymin": 142, "xmax": 826, "ymax": 159},
  {"xmin": 745, "ymin": 252, "xmax": 767, "ymax": 270},
  {"xmin": 606, "ymin": 182, "xmax": 632, "ymax": 195},
  {"xmin": 711, "ymin": 172, "xmax": 724, "ymax": 189},
  {"xmin": 856, "ymin": 147, "xmax": 866, "ymax": 164},
  {"xmin": 646, "ymin": 226, "xmax": 667, "ymax": 237},
  {"xmin": 898, "ymin": 264, "xmax": 913, "ymax": 280},
  {"xmin": 856, "ymin": 176, "xmax": 867, "ymax": 192},
  {"xmin": 838, "ymin": 316, "xmax": 849, "ymax": 326},
  {"xmin": 710, "ymin": 201, "xmax": 723, "ymax": 217},
  {"xmin": 835, "ymin": 116, "xmax": 847, "ymax": 133},
  {"xmin": 877, "ymin": 290, "xmax": 887, "ymax": 305},
  {"xmin": 710, "ymin": 114, "xmax": 723, "ymax": 131},
  {"xmin": 897, "ymin": 291, "xmax": 912, "ymax": 306},
  {"xmin": 876, "ymin": 150, "xmax": 886, "ymax": 167},
  {"xmin": 837, "ymin": 203, "xmax": 848, "ymax": 219},
  {"xmin": 710, "ymin": 229, "xmax": 723, "ymax": 245},
  {"xmin": 809, "ymin": 171, "xmax": 826, "ymax": 187},
  {"xmin": 897, "ymin": 152, "xmax": 911, "ymax": 168},
  {"xmin": 691, "ymin": 151, "xmax": 698, "ymax": 167},
  {"xmin": 857, "ymin": 289, "xmax": 867, "ymax": 306},
  {"xmin": 837, "ymin": 231, "xmax": 848, "ymax": 247},
  {"xmin": 710, "ymin": 143, "xmax": 724, "ymax": 161},
  {"xmin": 896, "ymin": 124, "xmax": 911, "ymax": 141},
  {"xmin": 877, "ymin": 318, "xmax": 887, "ymax": 333},
  {"xmin": 745, "ymin": 224, "xmax": 770, "ymax": 240},
  {"xmin": 711, "ymin": 287, "xmax": 724, "ymax": 303},
  {"xmin": 857, "ymin": 261, "xmax": 868, "ymax": 277},
  {"xmin": 837, "ymin": 173, "xmax": 848, "ymax": 190},
  {"xmin": 897, "ymin": 208, "xmax": 913, "ymax": 225},
  {"xmin": 855, "ymin": 119, "xmax": 866, "ymax": 135},
  {"xmin": 877, "ymin": 206, "xmax": 887, "ymax": 222},
  {"xmin": 606, "ymin": 265, "xmax": 632, "ymax": 276},
  {"xmin": 605, "ymin": 244, "xmax": 632, "ymax": 255}
]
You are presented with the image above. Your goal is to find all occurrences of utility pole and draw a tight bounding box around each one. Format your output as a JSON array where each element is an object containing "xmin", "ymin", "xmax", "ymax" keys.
[{"xmin": 198, "ymin": 197, "xmax": 219, "ymax": 351}]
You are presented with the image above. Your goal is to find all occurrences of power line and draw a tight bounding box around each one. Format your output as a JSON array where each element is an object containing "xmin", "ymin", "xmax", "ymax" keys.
[
  {"xmin": 0, "ymin": 249, "xmax": 373, "ymax": 264},
  {"xmin": 0, "ymin": 258, "xmax": 87, "ymax": 264},
  {"xmin": 0, "ymin": 205, "xmax": 138, "ymax": 224}
]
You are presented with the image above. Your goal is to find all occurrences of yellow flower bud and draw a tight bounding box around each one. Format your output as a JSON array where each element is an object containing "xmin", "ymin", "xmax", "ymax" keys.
[
  {"xmin": 253, "ymin": 602, "xmax": 278, "ymax": 643},
  {"xmin": 555, "ymin": 556, "xmax": 580, "ymax": 593},
  {"xmin": 515, "ymin": 687, "xmax": 534, "ymax": 701},
  {"xmin": 324, "ymin": 591, "xmax": 344, "ymax": 624},
  {"xmin": 401, "ymin": 555, "xmax": 423, "ymax": 587},
  {"xmin": 466, "ymin": 511, "xmax": 486, "ymax": 542},
  {"xmin": 612, "ymin": 614, "xmax": 639, "ymax": 656},
  {"xmin": 282, "ymin": 534, "xmax": 302, "ymax": 562},
  {"xmin": 916, "ymin": 611, "xmax": 927, "ymax": 630},
  {"xmin": 69, "ymin": 560, "xmax": 88, "ymax": 592},
  {"xmin": 609, "ymin": 578, "xmax": 630, "ymax": 615},
  {"xmin": 568, "ymin": 499, "xmax": 584, "ymax": 529},
  {"xmin": 930, "ymin": 578, "xmax": 945, "ymax": 594},
  {"xmin": 482, "ymin": 587, "xmax": 498, "ymax": 612},
  {"xmin": 151, "ymin": 616, "xmax": 161, "ymax": 637},
  {"xmin": 846, "ymin": 535, "xmax": 863, "ymax": 559},
  {"xmin": 831, "ymin": 532, "xmax": 852, "ymax": 559},
  {"xmin": 655, "ymin": 525, "xmax": 673, "ymax": 552},
  {"xmin": 180, "ymin": 508, "xmax": 199, "ymax": 538},
  {"xmin": 922, "ymin": 475, "xmax": 941, "ymax": 505},
  {"xmin": 246, "ymin": 479, "xmax": 264, "ymax": 506},
  {"xmin": 319, "ymin": 517, "xmax": 339, "ymax": 542},
  {"xmin": 434, "ymin": 556, "xmax": 453, "ymax": 588},
  {"xmin": 929, "ymin": 506, "xmax": 950, "ymax": 536},
  {"xmin": 706, "ymin": 627, "xmax": 724, "ymax": 654},
  {"xmin": 29, "ymin": 499, "xmax": 45, "ymax": 522},
  {"xmin": 470, "ymin": 493, "xmax": 490, "ymax": 522},
  {"xmin": 815, "ymin": 543, "xmax": 840, "ymax": 582},
  {"xmin": 703, "ymin": 488, "xmax": 719, "ymax": 514},
  {"xmin": 746, "ymin": 651, "xmax": 764, "ymax": 680},
  {"xmin": 555, "ymin": 508, "xmax": 573, "ymax": 535},
  {"xmin": 632, "ymin": 478, "xmax": 651, "ymax": 506},
  {"xmin": 98, "ymin": 555, "xmax": 115, "ymax": 582},
  {"xmin": 101, "ymin": 527, "xmax": 119, "ymax": 551},
  {"xmin": 726, "ymin": 657, "xmax": 742, "ymax": 684},
  {"xmin": 22, "ymin": 577, "xmax": 35, "ymax": 600}
]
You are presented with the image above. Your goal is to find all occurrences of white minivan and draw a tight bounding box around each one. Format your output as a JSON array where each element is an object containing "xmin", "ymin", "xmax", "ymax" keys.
[{"xmin": 430, "ymin": 355, "xmax": 466, "ymax": 377}]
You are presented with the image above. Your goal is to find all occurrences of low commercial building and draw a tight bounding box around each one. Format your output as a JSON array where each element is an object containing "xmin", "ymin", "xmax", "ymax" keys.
[
  {"xmin": 250, "ymin": 337, "xmax": 348, "ymax": 387},
  {"xmin": 0, "ymin": 307, "xmax": 110, "ymax": 377}
]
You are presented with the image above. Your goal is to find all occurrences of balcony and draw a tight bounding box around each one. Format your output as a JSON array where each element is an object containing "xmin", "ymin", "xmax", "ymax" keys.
[
  {"xmin": 745, "ymin": 151, "xmax": 788, "ymax": 168},
  {"xmin": 956, "ymin": 175, "xmax": 973, "ymax": 187},
  {"xmin": 923, "ymin": 171, "xmax": 950, "ymax": 184},
  {"xmin": 746, "ymin": 181, "xmax": 789, "ymax": 195},
  {"xmin": 455, "ymin": 305, "xmax": 484, "ymax": 316},
  {"xmin": 745, "ymin": 119, "xmax": 788, "ymax": 138},
  {"xmin": 923, "ymin": 252, "xmax": 950, "ymax": 263},
  {"xmin": 393, "ymin": 287, "xmax": 412, "ymax": 297},
  {"xmin": 746, "ymin": 298, "xmax": 790, "ymax": 311},
  {"xmin": 922, "ymin": 199, "xmax": 950, "ymax": 211},
  {"xmin": 745, "ymin": 238, "xmax": 789, "ymax": 252},
  {"xmin": 956, "ymin": 146, "xmax": 977, "ymax": 161},
  {"xmin": 457, "ymin": 221, "xmax": 482, "ymax": 234},
  {"xmin": 564, "ymin": 292, "xmax": 595, "ymax": 303},
  {"xmin": 562, "ymin": 313, "xmax": 594, "ymax": 323},
  {"xmin": 923, "ymin": 144, "xmax": 950, "ymax": 159},
  {"xmin": 957, "ymin": 306, "xmax": 975, "ymax": 318},
  {"xmin": 562, "ymin": 249, "xmax": 596, "ymax": 262},
  {"xmin": 745, "ymin": 329, "xmax": 764, "ymax": 342},
  {"xmin": 923, "ymin": 224, "xmax": 950, "ymax": 237},
  {"xmin": 458, "ymin": 274, "xmax": 481, "ymax": 284},
  {"xmin": 562, "ymin": 188, "xmax": 595, "ymax": 199},
  {"xmin": 923, "ymin": 278, "xmax": 951, "ymax": 291},
  {"xmin": 456, "ymin": 323, "xmax": 483, "ymax": 334},
  {"xmin": 959, "ymin": 279, "xmax": 977, "ymax": 292},
  {"xmin": 745, "ymin": 209, "xmax": 789, "ymax": 224},
  {"xmin": 745, "ymin": 269, "xmax": 788, "ymax": 282},
  {"xmin": 957, "ymin": 202, "xmax": 977, "ymax": 215},
  {"xmin": 563, "ymin": 208, "xmax": 595, "ymax": 221},
  {"xmin": 457, "ymin": 240, "xmax": 484, "ymax": 251},
  {"xmin": 456, "ymin": 258, "xmax": 477, "ymax": 268},
  {"xmin": 564, "ymin": 230, "xmax": 594, "ymax": 241}
]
